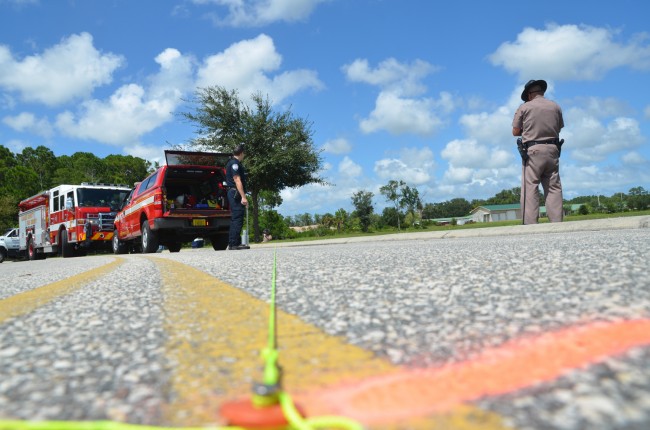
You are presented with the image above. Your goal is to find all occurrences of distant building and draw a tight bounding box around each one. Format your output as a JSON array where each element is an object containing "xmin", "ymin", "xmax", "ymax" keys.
[
  {"xmin": 469, "ymin": 203, "xmax": 586, "ymax": 223},
  {"xmin": 423, "ymin": 216, "xmax": 473, "ymax": 226},
  {"xmin": 470, "ymin": 204, "xmax": 521, "ymax": 223}
]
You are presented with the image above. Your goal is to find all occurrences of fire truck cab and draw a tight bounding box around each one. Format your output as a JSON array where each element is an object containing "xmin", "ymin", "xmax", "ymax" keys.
[{"xmin": 18, "ymin": 183, "xmax": 131, "ymax": 260}]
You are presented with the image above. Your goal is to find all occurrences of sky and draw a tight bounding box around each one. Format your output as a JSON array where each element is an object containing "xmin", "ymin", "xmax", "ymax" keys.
[{"xmin": 1, "ymin": 0, "xmax": 649, "ymax": 216}]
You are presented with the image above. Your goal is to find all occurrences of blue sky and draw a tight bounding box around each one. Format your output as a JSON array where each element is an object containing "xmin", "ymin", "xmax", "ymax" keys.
[{"xmin": 1, "ymin": 0, "xmax": 649, "ymax": 216}]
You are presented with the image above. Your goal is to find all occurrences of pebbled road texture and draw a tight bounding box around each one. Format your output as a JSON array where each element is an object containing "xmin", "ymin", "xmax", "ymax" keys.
[{"xmin": 0, "ymin": 217, "xmax": 648, "ymax": 429}]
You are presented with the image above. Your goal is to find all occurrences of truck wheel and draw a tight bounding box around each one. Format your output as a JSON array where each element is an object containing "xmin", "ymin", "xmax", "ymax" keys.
[
  {"xmin": 112, "ymin": 230, "xmax": 128, "ymax": 254},
  {"xmin": 0, "ymin": 248, "xmax": 6, "ymax": 263},
  {"xmin": 168, "ymin": 243, "xmax": 182, "ymax": 253},
  {"xmin": 60, "ymin": 230, "xmax": 73, "ymax": 258},
  {"xmin": 211, "ymin": 234, "xmax": 229, "ymax": 251},
  {"xmin": 28, "ymin": 237, "xmax": 37, "ymax": 261},
  {"xmin": 141, "ymin": 221, "xmax": 159, "ymax": 253}
]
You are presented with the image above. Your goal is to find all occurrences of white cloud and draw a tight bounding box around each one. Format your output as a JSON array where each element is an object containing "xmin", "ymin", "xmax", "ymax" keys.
[
  {"xmin": 459, "ymin": 106, "xmax": 515, "ymax": 148},
  {"xmin": 0, "ymin": 32, "xmax": 123, "ymax": 106},
  {"xmin": 374, "ymin": 147, "xmax": 435, "ymax": 185},
  {"xmin": 563, "ymin": 108, "xmax": 644, "ymax": 162},
  {"xmin": 563, "ymin": 162, "xmax": 650, "ymax": 195},
  {"xmin": 489, "ymin": 24, "xmax": 650, "ymax": 80},
  {"xmin": 55, "ymin": 48, "xmax": 194, "ymax": 146},
  {"xmin": 55, "ymin": 85, "xmax": 170, "ymax": 145},
  {"xmin": 442, "ymin": 165, "xmax": 474, "ymax": 185},
  {"xmin": 570, "ymin": 97, "xmax": 632, "ymax": 118},
  {"xmin": 343, "ymin": 58, "xmax": 438, "ymax": 97},
  {"xmin": 2, "ymin": 112, "xmax": 53, "ymax": 138},
  {"xmin": 194, "ymin": 0, "xmax": 327, "ymax": 27},
  {"xmin": 124, "ymin": 143, "xmax": 165, "ymax": 166},
  {"xmin": 196, "ymin": 34, "xmax": 322, "ymax": 104},
  {"xmin": 441, "ymin": 139, "xmax": 511, "ymax": 170},
  {"xmin": 148, "ymin": 48, "xmax": 195, "ymax": 101},
  {"xmin": 338, "ymin": 156, "xmax": 362, "ymax": 178},
  {"xmin": 322, "ymin": 137, "xmax": 351, "ymax": 154},
  {"xmin": 343, "ymin": 57, "xmax": 453, "ymax": 136},
  {"xmin": 360, "ymin": 91, "xmax": 447, "ymax": 136},
  {"xmin": 621, "ymin": 151, "xmax": 646, "ymax": 165}
]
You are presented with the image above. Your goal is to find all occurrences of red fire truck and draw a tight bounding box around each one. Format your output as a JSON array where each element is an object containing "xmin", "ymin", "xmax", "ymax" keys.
[{"xmin": 18, "ymin": 183, "xmax": 132, "ymax": 260}]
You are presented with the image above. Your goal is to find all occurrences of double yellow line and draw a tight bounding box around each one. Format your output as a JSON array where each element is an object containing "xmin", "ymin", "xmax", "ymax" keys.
[
  {"xmin": 0, "ymin": 256, "xmax": 510, "ymax": 429},
  {"xmin": 0, "ymin": 258, "xmax": 124, "ymax": 324}
]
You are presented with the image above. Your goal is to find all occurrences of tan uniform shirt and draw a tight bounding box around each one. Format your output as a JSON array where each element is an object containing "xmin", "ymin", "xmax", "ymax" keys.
[{"xmin": 512, "ymin": 96, "xmax": 564, "ymax": 143}]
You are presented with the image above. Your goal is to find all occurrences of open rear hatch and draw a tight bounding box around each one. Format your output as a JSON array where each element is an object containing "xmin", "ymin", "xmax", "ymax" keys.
[
  {"xmin": 163, "ymin": 150, "xmax": 231, "ymax": 215},
  {"xmin": 165, "ymin": 150, "xmax": 231, "ymax": 167}
]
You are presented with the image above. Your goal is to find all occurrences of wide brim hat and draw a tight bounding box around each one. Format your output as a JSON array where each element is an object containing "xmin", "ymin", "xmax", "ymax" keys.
[{"xmin": 521, "ymin": 79, "xmax": 547, "ymax": 101}]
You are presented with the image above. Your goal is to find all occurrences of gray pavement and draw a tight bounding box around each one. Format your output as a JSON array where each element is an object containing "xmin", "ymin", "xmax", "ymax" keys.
[{"xmin": 0, "ymin": 216, "xmax": 649, "ymax": 429}]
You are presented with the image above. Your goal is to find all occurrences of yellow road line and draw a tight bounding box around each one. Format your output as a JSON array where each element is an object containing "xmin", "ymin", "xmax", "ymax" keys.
[
  {"xmin": 0, "ymin": 258, "xmax": 124, "ymax": 324},
  {"xmin": 153, "ymin": 257, "xmax": 511, "ymax": 429}
]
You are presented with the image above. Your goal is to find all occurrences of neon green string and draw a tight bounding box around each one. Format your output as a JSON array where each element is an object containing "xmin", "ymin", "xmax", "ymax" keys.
[
  {"xmin": 269, "ymin": 249, "xmax": 277, "ymax": 351},
  {"xmin": 261, "ymin": 248, "xmax": 279, "ymax": 387},
  {"xmin": 278, "ymin": 392, "xmax": 364, "ymax": 430}
]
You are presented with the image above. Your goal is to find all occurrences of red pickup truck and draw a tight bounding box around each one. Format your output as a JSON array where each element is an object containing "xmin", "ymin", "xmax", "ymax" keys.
[{"xmin": 112, "ymin": 150, "xmax": 232, "ymax": 253}]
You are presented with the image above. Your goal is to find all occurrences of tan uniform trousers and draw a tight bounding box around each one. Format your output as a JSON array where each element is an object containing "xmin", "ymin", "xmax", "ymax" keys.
[{"xmin": 521, "ymin": 143, "xmax": 563, "ymax": 224}]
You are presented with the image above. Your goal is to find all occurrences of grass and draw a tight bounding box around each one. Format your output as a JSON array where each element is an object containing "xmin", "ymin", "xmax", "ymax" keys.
[{"xmin": 281, "ymin": 210, "xmax": 650, "ymax": 243}]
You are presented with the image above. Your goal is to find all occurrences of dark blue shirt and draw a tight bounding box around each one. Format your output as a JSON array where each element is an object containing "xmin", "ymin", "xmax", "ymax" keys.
[{"xmin": 225, "ymin": 157, "xmax": 246, "ymax": 191}]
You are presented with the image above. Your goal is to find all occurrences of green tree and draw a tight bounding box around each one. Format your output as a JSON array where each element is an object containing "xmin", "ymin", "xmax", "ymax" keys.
[
  {"xmin": 0, "ymin": 194, "xmax": 19, "ymax": 230},
  {"xmin": 334, "ymin": 208, "xmax": 349, "ymax": 233},
  {"xmin": 321, "ymin": 213, "xmax": 335, "ymax": 229},
  {"xmin": 628, "ymin": 187, "xmax": 649, "ymax": 210},
  {"xmin": 0, "ymin": 145, "xmax": 16, "ymax": 170},
  {"xmin": 52, "ymin": 153, "xmax": 105, "ymax": 184},
  {"xmin": 380, "ymin": 207, "xmax": 400, "ymax": 228},
  {"xmin": 400, "ymin": 184, "xmax": 422, "ymax": 226},
  {"xmin": 422, "ymin": 202, "xmax": 441, "ymax": 219},
  {"xmin": 102, "ymin": 154, "xmax": 151, "ymax": 187},
  {"xmin": 257, "ymin": 208, "xmax": 291, "ymax": 240},
  {"xmin": 181, "ymin": 86, "xmax": 324, "ymax": 240},
  {"xmin": 380, "ymin": 180, "xmax": 406, "ymax": 230},
  {"xmin": 297, "ymin": 213, "xmax": 314, "ymax": 227},
  {"xmin": 486, "ymin": 187, "xmax": 520, "ymax": 205},
  {"xmin": 422, "ymin": 198, "xmax": 471, "ymax": 219},
  {"xmin": 351, "ymin": 190, "xmax": 374, "ymax": 232},
  {"xmin": 0, "ymin": 145, "xmax": 17, "ymax": 197},
  {"xmin": 16, "ymin": 146, "xmax": 57, "ymax": 191},
  {"xmin": 3, "ymin": 166, "xmax": 40, "ymax": 198}
]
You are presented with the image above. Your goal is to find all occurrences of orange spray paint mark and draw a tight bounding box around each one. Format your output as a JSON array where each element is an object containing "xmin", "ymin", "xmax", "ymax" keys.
[{"xmin": 302, "ymin": 319, "xmax": 650, "ymax": 424}]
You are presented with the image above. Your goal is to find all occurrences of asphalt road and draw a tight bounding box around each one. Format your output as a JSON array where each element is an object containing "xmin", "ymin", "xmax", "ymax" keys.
[{"xmin": 1, "ymin": 217, "xmax": 649, "ymax": 430}]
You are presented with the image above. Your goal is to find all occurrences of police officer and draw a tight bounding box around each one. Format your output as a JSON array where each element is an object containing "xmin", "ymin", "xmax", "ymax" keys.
[
  {"xmin": 225, "ymin": 144, "xmax": 249, "ymax": 250},
  {"xmin": 512, "ymin": 79, "xmax": 564, "ymax": 225}
]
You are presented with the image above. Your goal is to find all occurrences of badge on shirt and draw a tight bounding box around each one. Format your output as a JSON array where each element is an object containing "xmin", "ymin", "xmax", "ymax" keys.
[{"xmin": 233, "ymin": 164, "xmax": 239, "ymax": 172}]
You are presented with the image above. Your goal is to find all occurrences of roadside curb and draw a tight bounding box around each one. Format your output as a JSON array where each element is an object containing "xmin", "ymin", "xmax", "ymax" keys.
[{"xmin": 253, "ymin": 215, "xmax": 650, "ymax": 248}]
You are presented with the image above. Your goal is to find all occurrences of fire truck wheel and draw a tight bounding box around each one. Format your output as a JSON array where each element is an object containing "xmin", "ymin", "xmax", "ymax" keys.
[
  {"xmin": 0, "ymin": 248, "xmax": 6, "ymax": 263},
  {"xmin": 60, "ymin": 230, "xmax": 74, "ymax": 258},
  {"xmin": 141, "ymin": 221, "xmax": 159, "ymax": 253},
  {"xmin": 112, "ymin": 230, "xmax": 128, "ymax": 254},
  {"xmin": 168, "ymin": 243, "xmax": 182, "ymax": 253}
]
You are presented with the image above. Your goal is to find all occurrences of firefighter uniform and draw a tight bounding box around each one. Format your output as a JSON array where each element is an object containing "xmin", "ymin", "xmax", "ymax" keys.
[
  {"xmin": 225, "ymin": 149, "xmax": 248, "ymax": 249},
  {"xmin": 512, "ymin": 80, "xmax": 564, "ymax": 225}
]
